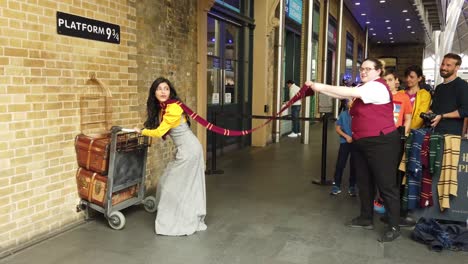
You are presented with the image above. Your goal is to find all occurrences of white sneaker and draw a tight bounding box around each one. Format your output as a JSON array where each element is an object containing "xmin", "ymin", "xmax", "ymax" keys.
[
  {"xmin": 288, "ymin": 132, "xmax": 298, "ymax": 138},
  {"xmin": 297, "ymin": 133, "xmax": 301, "ymax": 136}
]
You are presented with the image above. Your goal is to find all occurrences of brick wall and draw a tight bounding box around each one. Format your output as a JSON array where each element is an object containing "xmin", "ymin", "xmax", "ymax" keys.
[
  {"xmin": 134, "ymin": 0, "xmax": 198, "ymax": 191},
  {"xmin": 0, "ymin": 0, "xmax": 198, "ymax": 251},
  {"xmin": 369, "ymin": 43, "xmax": 425, "ymax": 80}
]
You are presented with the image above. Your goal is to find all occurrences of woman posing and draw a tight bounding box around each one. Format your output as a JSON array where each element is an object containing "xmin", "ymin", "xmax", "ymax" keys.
[
  {"xmin": 135, "ymin": 77, "xmax": 207, "ymax": 236},
  {"xmin": 305, "ymin": 58, "xmax": 401, "ymax": 242}
]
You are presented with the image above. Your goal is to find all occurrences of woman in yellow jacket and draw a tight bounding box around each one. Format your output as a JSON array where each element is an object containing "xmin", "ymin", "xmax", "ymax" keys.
[{"xmin": 401, "ymin": 65, "xmax": 431, "ymax": 129}]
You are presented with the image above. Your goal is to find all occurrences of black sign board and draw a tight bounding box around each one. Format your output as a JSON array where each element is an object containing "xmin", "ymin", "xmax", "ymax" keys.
[
  {"xmin": 415, "ymin": 139, "xmax": 468, "ymax": 222},
  {"xmin": 56, "ymin": 11, "xmax": 120, "ymax": 44}
]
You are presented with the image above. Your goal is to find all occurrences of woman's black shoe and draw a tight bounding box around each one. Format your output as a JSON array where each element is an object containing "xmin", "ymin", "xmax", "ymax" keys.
[
  {"xmin": 380, "ymin": 216, "xmax": 416, "ymax": 227},
  {"xmin": 378, "ymin": 226, "xmax": 400, "ymax": 242},
  {"xmin": 399, "ymin": 216, "xmax": 416, "ymax": 227},
  {"xmin": 346, "ymin": 216, "xmax": 374, "ymax": 230}
]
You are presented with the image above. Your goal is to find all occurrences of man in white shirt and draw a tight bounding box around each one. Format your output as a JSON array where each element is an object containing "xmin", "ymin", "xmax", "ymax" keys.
[{"xmin": 286, "ymin": 80, "xmax": 301, "ymax": 138}]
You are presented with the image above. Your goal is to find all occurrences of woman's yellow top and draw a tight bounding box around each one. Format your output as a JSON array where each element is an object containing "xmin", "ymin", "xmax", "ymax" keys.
[
  {"xmin": 400, "ymin": 89, "xmax": 431, "ymax": 129},
  {"xmin": 141, "ymin": 103, "xmax": 186, "ymax": 138}
]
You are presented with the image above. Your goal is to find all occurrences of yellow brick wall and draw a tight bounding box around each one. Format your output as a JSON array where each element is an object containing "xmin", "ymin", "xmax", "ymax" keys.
[{"xmin": 0, "ymin": 0, "xmax": 198, "ymax": 251}]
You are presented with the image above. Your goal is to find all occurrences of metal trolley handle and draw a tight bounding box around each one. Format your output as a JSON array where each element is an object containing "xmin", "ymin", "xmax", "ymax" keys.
[{"xmin": 110, "ymin": 126, "xmax": 151, "ymax": 151}]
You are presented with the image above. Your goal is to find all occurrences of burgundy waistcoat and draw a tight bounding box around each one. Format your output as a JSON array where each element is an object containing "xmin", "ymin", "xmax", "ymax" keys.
[{"xmin": 349, "ymin": 78, "xmax": 396, "ymax": 140}]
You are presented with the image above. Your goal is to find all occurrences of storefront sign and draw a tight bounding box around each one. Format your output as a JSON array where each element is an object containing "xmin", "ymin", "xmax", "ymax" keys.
[
  {"xmin": 224, "ymin": 93, "xmax": 232, "ymax": 104},
  {"xmin": 212, "ymin": 93, "xmax": 220, "ymax": 104},
  {"xmin": 318, "ymin": 94, "xmax": 333, "ymax": 113},
  {"xmin": 57, "ymin": 11, "xmax": 120, "ymax": 44},
  {"xmin": 346, "ymin": 33, "xmax": 354, "ymax": 57},
  {"xmin": 286, "ymin": 0, "xmax": 302, "ymax": 25},
  {"xmin": 327, "ymin": 19, "xmax": 337, "ymax": 47}
]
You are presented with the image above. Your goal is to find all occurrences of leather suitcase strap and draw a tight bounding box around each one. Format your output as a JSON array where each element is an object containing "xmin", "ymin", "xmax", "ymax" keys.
[
  {"xmin": 86, "ymin": 138, "xmax": 94, "ymax": 170},
  {"xmin": 89, "ymin": 172, "xmax": 97, "ymax": 202}
]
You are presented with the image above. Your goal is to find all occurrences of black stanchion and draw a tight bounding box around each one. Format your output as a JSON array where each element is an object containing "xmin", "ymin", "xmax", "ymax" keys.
[
  {"xmin": 205, "ymin": 111, "xmax": 224, "ymax": 175},
  {"xmin": 312, "ymin": 112, "xmax": 333, "ymax": 185}
]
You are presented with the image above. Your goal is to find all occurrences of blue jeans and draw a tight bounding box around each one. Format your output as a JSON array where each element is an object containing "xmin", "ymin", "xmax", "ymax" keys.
[
  {"xmin": 291, "ymin": 105, "xmax": 301, "ymax": 134},
  {"xmin": 333, "ymin": 142, "xmax": 356, "ymax": 187}
]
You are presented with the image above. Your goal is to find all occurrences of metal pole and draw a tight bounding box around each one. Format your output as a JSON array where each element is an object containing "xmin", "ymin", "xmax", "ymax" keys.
[
  {"xmin": 313, "ymin": 112, "xmax": 332, "ymax": 185},
  {"xmin": 364, "ymin": 26, "xmax": 368, "ymax": 58},
  {"xmin": 322, "ymin": 1, "xmax": 329, "ymax": 84},
  {"xmin": 312, "ymin": 0, "xmax": 332, "ymax": 186},
  {"xmin": 274, "ymin": 0, "xmax": 286, "ymax": 143},
  {"xmin": 334, "ymin": 0, "xmax": 344, "ymax": 119},
  {"xmin": 206, "ymin": 111, "xmax": 224, "ymax": 175},
  {"xmin": 301, "ymin": 0, "xmax": 314, "ymax": 145}
]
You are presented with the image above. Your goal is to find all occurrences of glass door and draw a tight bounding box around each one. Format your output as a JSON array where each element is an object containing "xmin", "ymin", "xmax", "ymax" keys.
[{"xmin": 207, "ymin": 16, "xmax": 244, "ymax": 152}]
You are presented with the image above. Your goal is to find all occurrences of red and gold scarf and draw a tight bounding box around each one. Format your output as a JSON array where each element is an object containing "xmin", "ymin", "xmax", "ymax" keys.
[{"xmin": 162, "ymin": 85, "xmax": 313, "ymax": 137}]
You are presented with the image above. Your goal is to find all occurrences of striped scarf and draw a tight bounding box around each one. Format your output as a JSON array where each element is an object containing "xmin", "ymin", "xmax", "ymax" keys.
[
  {"xmin": 437, "ymin": 135, "xmax": 461, "ymax": 210},
  {"xmin": 164, "ymin": 85, "xmax": 314, "ymax": 136}
]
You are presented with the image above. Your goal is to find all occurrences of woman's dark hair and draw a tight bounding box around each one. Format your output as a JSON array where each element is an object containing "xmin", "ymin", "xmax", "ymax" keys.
[
  {"xmin": 404, "ymin": 65, "xmax": 423, "ymax": 78},
  {"xmin": 383, "ymin": 68, "xmax": 398, "ymax": 79},
  {"xmin": 363, "ymin": 58, "xmax": 385, "ymax": 77},
  {"xmin": 143, "ymin": 77, "xmax": 189, "ymax": 129},
  {"xmin": 338, "ymin": 99, "xmax": 349, "ymax": 113}
]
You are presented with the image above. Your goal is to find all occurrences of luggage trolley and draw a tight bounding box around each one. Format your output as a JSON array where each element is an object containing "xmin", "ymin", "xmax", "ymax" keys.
[{"xmin": 76, "ymin": 126, "xmax": 156, "ymax": 230}]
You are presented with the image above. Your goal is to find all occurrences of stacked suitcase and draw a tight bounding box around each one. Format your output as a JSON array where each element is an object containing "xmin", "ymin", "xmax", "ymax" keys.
[
  {"xmin": 74, "ymin": 133, "xmax": 137, "ymax": 207},
  {"xmin": 74, "ymin": 129, "xmax": 156, "ymax": 229}
]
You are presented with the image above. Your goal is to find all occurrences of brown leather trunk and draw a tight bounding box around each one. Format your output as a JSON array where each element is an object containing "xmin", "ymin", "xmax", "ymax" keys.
[
  {"xmin": 75, "ymin": 167, "xmax": 138, "ymax": 207},
  {"xmin": 75, "ymin": 133, "xmax": 110, "ymax": 175}
]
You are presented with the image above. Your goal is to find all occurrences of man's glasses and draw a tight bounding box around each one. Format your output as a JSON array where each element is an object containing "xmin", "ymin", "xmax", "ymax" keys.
[{"xmin": 359, "ymin": 67, "xmax": 374, "ymax": 73}]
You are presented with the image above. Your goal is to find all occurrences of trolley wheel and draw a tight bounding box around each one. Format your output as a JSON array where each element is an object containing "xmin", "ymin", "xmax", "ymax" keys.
[
  {"xmin": 143, "ymin": 196, "xmax": 157, "ymax": 213},
  {"xmin": 108, "ymin": 211, "xmax": 126, "ymax": 230}
]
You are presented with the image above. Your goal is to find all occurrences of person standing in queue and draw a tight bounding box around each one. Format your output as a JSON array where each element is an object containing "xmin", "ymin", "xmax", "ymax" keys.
[
  {"xmin": 403, "ymin": 65, "xmax": 432, "ymax": 129},
  {"xmin": 305, "ymin": 58, "xmax": 401, "ymax": 242}
]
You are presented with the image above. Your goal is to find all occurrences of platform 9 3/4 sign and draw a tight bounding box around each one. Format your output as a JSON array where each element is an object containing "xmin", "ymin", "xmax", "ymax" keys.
[{"xmin": 57, "ymin": 11, "xmax": 120, "ymax": 44}]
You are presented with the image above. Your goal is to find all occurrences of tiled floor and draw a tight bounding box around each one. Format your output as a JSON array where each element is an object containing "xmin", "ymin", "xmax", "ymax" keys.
[{"xmin": 1, "ymin": 124, "xmax": 467, "ymax": 264}]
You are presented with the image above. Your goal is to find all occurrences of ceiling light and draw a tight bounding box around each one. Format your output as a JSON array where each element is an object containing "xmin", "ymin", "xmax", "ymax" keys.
[
  {"xmin": 361, "ymin": 13, "xmax": 366, "ymax": 16},
  {"xmin": 407, "ymin": 26, "xmax": 412, "ymax": 29},
  {"xmin": 380, "ymin": 0, "xmax": 386, "ymax": 3},
  {"xmin": 372, "ymin": 33, "xmax": 376, "ymax": 36},
  {"xmin": 405, "ymin": 18, "xmax": 411, "ymax": 21},
  {"xmin": 365, "ymin": 21, "xmax": 371, "ymax": 24},
  {"xmin": 388, "ymin": 32, "xmax": 393, "ymax": 35},
  {"xmin": 402, "ymin": 10, "xmax": 408, "ymax": 13},
  {"xmin": 411, "ymin": 31, "xmax": 415, "ymax": 34},
  {"xmin": 391, "ymin": 41, "xmax": 394, "ymax": 43},
  {"xmin": 387, "ymin": 27, "xmax": 391, "ymax": 29},
  {"xmin": 355, "ymin": 2, "xmax": 360, "ymax": 5},
  {"xmin": 370, "ymin": 28, "xmax": 374, "ymax": 31},
  {"xmin": 385, "ymin": 20, "xmax": 390, "ymax": 23},
  {"xmin": 377, "ymin": 41, "xmax": 381, "ymax": 44},
  {"xmin": 389, "ymin": 37, "xmax": 394, "ymax": 40}
]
